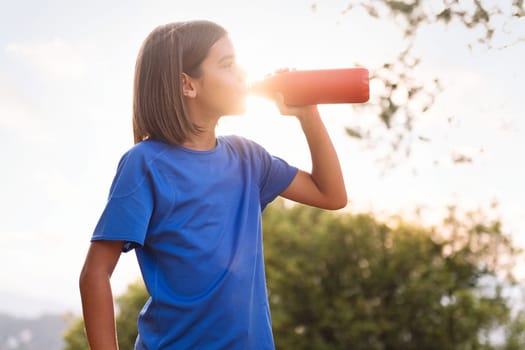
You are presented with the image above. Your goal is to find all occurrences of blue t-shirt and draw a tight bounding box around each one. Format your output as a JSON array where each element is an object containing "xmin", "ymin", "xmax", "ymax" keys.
[{"xmin": 92, "ymin": 135, "xmax": 298, "ymax": 349}]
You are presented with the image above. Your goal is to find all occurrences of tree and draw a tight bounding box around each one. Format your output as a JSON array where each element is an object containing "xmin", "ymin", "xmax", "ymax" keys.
[
  {"xmin": 63, "ymin": 318, "xmax": 89, "ymax": 350},
  {"xmin": 262, "ymin": 200, "xmax": 522, "ymax": 349},
  {"xmin": 312, "ymin": 0, "xmax": 524, "ymax": 169},
  {"xmin": 62, "ymin": 280, "xmax": 149, "ymax": 350},
  {"xmin": 501, "ymin": 310, "xmax": 525, "ymax": 350},
  {"xmin": 114, "ymin": 280, "xmax": 150, "ymax": 350}
]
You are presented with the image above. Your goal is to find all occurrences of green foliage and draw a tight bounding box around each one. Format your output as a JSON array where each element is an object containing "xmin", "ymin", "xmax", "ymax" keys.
[
  {"xmin": 500, "ymin": 310, "xmax": 525, "ymax": 350},
  {"xmin": 62, "ymin": 318, "xmax": 89, "ymax": 350},
  {"xmin": 262, "ymin": 201, "xmax": 522, "ymax": 349},
  {"xmin": 115, "ymin": 281, "xmax": 150, "ymax": 349},
  {"xmin": 62, "ymin": 280, "xmax": 149, "ymax": 350}
]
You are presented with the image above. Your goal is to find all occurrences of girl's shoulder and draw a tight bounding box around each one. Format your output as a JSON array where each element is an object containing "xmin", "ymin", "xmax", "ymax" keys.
[
  {"xmin": 108, "ymin": 140, "xmax": 171, "ymax": 198},
  {"xmin": 219, "ymin": 135, "xmax": 266, "ymax": 156},
  {"xmin": 116, "ymin": 140, "xmax": 171, "ymax": 173},
  {"xmin": 125, "ymin": 139, "xmax": 171, "ymax": 159},
  {"xmin": 127, "ymin": 139, "xmax": 170, "ymax": 156}
]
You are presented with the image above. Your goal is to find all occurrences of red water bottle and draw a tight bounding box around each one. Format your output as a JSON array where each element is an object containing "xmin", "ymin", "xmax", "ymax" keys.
[{"xmin": 249, "ymin": 68, "xmax": 369, "ymax": 106}]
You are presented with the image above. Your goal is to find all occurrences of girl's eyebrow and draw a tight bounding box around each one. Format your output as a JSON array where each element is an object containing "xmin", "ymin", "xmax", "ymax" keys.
[{"xmin": 218, "ymin": 54, "xmax": 235, "ymax": 63}]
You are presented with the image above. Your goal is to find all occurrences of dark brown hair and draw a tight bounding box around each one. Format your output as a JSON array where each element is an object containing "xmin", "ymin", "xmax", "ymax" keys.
[{"xmin": 132, "ymin": 20, "xmax": 227, "ymax": 144}]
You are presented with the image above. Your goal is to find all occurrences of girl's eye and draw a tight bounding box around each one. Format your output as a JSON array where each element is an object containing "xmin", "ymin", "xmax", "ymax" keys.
[{"xmin": 222, "ymin": 61, "xmax": 235, "ymax": 69}]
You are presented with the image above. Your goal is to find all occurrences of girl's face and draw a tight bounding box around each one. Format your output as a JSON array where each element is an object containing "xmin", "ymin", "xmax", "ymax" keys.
[{"xmin": 192, "ymin": 36, "xmax": 247, "ymax": 117}]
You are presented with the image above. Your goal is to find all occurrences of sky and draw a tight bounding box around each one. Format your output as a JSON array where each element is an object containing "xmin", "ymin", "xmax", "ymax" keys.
[{"xmin": 0, "ymin": 0, "xmax": 524, "ymax": 317}]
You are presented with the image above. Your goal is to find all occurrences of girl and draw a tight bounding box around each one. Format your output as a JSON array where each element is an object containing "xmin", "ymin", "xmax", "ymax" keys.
[{"xmin": 79, "ymin": 20, "xmax": 347, "ymax": 349}]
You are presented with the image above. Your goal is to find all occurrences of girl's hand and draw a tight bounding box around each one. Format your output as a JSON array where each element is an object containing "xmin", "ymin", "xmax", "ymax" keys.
[
  {"xmin": 271, "ymin": 68, "xmax": 319, "ymax": 120},
  {"xmin": 273, "ymin": 91, "xmax": 318, "ymax": 121}
]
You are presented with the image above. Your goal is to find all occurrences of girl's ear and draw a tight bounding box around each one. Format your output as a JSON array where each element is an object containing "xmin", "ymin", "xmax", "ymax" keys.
[{"xmin": 181, "ymin": 73, "xmax": 197, "ymax": 98}]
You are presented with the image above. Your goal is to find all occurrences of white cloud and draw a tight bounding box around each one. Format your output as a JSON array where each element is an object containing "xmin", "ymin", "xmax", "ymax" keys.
[
  {"xmin": 0, "ymin": 81, "xmax": 54, "ymax": 147},
  {"xmin": 0, "ymin": 89, "xmax": 33, "ymax": 130},
  {"xmin": 5, "ymin": 38, "xmax": 87, "ymax": 80}
]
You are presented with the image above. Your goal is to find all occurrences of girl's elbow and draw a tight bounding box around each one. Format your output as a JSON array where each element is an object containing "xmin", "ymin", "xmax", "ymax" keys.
[
  {"xmin": 79, "ymin": 264, "xmax": 99, "ymax": 294},
  {"xmin": 325, "ymin": 192, "xmax": 348, "ymax": 210},
  {"xmin": 332, "ymin": 199, "xmax": 348, "ymax": 210},
  {"xmin": 79, "ymin": 265, "xmax": 90, "ymax": 292}
]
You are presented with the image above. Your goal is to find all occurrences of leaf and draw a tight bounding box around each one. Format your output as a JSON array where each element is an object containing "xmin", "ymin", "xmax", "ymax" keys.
[
  {"xmin": 452, "ymin": 152, "xmax": 473, "ymax": 164},
  {"xmin": 437, "ymin": 8, "xmax": 452, "ymax": 23},
  {"xmin": 345, "ymin": 127, "xmax": 363, "ymax": 139}
]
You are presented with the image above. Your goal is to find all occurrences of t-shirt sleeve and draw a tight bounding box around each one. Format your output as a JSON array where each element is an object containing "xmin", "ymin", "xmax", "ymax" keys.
[
  {"xmin": 91, "ymin": 148, "xmax": 154, "ymax": 252},
  {"xmin": 257, "ymin": 146, "xmax": 298, "ymax": 210}
]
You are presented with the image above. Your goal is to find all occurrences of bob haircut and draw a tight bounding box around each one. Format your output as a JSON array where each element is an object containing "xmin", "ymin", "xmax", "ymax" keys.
[{"xmin": 132, "ymin": 20, "xmax": 227, "ymax": 145}]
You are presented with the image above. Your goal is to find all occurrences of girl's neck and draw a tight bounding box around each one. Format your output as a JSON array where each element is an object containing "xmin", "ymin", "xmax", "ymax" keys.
[
  {"xmin": 181, "ymin": 128, "xmax": 217, "ymax": 151},
  {"xmin": 183, "ymin": 104, "xmax": 221, "ymax": 151}
]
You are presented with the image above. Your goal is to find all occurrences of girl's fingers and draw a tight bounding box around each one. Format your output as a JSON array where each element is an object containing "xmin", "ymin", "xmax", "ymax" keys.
[{"xmin": 274, "ymin": 67, "xmax": 290, "ymax": 74}]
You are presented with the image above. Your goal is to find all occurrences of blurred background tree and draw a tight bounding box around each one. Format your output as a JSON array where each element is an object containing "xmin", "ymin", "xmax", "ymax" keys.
[
  {"xmin": 311, "ymin": 0, "xmax": 524, "ymax": 169},
  {"xmin": 63, "ymin": 318, "xmax": 88, "ymax": 350},
  {"xmin": 263, "ymin": 200, "xmax": 523, "ymax": 349}
]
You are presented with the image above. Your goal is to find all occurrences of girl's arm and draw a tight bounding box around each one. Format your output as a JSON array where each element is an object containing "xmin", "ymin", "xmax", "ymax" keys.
[
  {"xmin": 79, "ymin": 240, "xmax": 124, "ymax": 350},
  {"xmin": 276, "ymin": 95, "xmax": 347, "ymax": 210}
]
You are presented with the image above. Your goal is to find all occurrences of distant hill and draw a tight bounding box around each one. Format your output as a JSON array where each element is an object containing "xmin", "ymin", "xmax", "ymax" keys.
[
  {"xmin": 0, "ymin": 313, "xmax": 72, "ymax": 350},
  {"xmin": 0, "ymin": 290, "xmax": 73, "ymax": 318}
]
